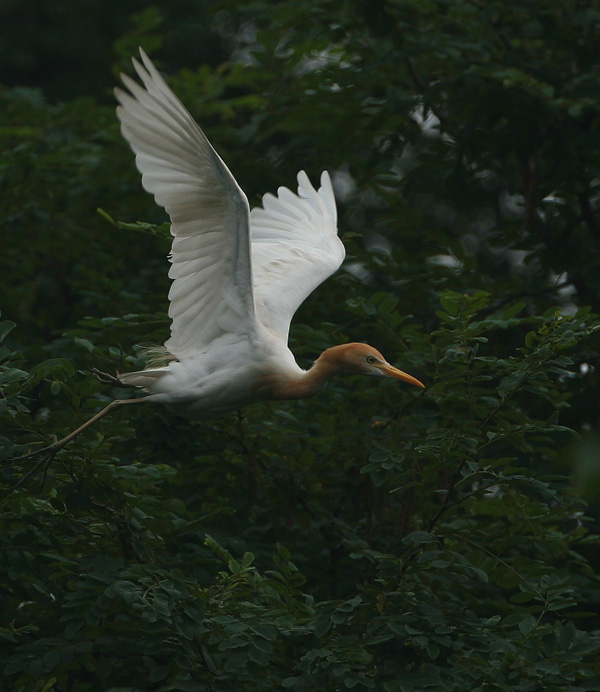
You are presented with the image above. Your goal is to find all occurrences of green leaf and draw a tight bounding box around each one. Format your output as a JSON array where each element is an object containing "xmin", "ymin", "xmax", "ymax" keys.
[
  {"xmin": 518, "ymin": 615, "xmax": 536, "ymax": 636},
  {"xmin": 0, "ymin": 320, "xmax": 17, "ymax": 342},
  {"xmin": 402, "ymin": 531, "xmax": 435, "ymax": 544},
  {"xmin": 525, "ymin": 331, "xmax": 537, "ymax": 348},
  {"xmin": 74, "ymin": 337, "xmax": 95, "ymax": 352},
  {"xmin": 0, "ymin": 368, "xmax": 28, "ymax": 385},
  {"xmin": 440, "ymin": 292, "xmax": 461, "ymax": 316}
]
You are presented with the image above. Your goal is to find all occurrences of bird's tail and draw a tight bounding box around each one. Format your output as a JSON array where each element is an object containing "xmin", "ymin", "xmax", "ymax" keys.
[{"xmin": 118, "ymin": 368, "xmax": 168, "ymax": 391}]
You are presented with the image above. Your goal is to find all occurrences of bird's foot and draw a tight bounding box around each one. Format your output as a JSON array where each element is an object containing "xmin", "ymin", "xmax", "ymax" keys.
[{"xmin": 90, "ymin": 368, "xmax": 127, "ymax": 387}]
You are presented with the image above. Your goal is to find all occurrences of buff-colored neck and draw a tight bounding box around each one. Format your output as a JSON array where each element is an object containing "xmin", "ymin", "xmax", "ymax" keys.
[{"xmin": 260, "ymin": 346, "xmax": 349, "ymax": 401}]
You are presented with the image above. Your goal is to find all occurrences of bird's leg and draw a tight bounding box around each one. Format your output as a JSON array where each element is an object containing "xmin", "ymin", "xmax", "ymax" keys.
[
  {"xmin": 17, "ymin": 397, "xmax": 146, "ymax": 460},
  {"xmin": 49, "ymin": 398, "xmax": 145, "ymax": 451},
  {"xmin": 90, "ymin": 367, "xmax": 128, "ymax": 388}
]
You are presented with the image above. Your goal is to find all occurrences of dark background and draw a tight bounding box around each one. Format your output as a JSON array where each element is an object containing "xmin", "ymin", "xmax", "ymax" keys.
[{"xmin": 1, "ymin": 1, "xmax": 600, "ymax": 689}]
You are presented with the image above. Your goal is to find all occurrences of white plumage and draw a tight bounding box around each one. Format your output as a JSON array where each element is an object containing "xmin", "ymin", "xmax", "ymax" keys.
[
  {"xmin": 25, "ymin": 50, "xmax": 423, "ymax": 457},
  {"xmin": 114, "ymin": 49, "xmax": 351, "ymax": 418}
]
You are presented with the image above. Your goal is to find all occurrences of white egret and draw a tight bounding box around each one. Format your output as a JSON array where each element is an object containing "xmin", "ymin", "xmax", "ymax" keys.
[{"xmin": 32, "ymin": 49, "xmax": 424, "ymax": 455}]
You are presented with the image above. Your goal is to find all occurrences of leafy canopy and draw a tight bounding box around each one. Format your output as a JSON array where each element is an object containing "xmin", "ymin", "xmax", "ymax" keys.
[{"xmin": 1, "ymin": 1, "xmax": 600, "ymax": 690}]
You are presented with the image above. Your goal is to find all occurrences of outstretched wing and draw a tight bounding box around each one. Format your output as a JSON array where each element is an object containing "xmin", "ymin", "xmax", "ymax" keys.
[
  {"xmin": 250, "ymin": 171, "xmax": 344, "ymax": 342},
  {"xmin": 115, "ymin": 49, "xmax": 255, "ymax": 358}
]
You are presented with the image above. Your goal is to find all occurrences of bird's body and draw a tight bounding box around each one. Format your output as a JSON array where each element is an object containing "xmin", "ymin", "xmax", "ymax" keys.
[
  {"xmin": 123, "ymin": 338, "xmax": 418, "ymax": 420},
  {"xmin": 121, "ymin": 327, "xmax": 300, "ymax": 419},
  {"xmin": 109, "ymin": 49, "xmax": 423, "ymax": 421}
]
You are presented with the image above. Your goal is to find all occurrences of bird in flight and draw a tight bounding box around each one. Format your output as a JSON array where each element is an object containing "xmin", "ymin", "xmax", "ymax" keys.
[{"xmin": 31, "ymin": 49, "xmax": 424, "ymax": 455}]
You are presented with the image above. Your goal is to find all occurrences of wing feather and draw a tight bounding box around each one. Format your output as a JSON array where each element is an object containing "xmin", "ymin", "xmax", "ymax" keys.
[
  {"xmin": 115, "ymin": 49, "xmax": 256, "ymax": 357},
  {"xmin": 251, "ymin": 171, "xmax": 345, "ymax": 342}
]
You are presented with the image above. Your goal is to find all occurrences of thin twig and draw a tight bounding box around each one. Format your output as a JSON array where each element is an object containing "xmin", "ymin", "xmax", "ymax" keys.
[{"xmin": 5, "ymin": 449, "xmax": 57, "ymax": 498}]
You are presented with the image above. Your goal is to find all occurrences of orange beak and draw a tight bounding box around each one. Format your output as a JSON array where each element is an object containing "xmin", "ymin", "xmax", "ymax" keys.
[{"xmin": 378, "ymin": 363, "xmax": 425, "ymax": 388}]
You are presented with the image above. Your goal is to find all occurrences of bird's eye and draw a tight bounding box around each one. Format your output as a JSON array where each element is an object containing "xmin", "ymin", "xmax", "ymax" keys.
[{"xmin": 366, "ymin": 355, "xmax": 376, "ymax": 364}]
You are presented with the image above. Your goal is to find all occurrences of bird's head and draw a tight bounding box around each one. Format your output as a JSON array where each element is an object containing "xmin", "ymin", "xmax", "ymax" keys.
[{"xmin": 321, "ymin": 343, "xmax": 425, "ymax": 388}]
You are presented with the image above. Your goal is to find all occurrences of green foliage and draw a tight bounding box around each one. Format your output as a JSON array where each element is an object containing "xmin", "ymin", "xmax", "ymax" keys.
[
  {"xmin": 2, "ymin": 291, "xmax": 599, "ymax": 689},
  {"xmin": 1, "ymin": 1, "xmax": 600, "ymax": 690}
]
